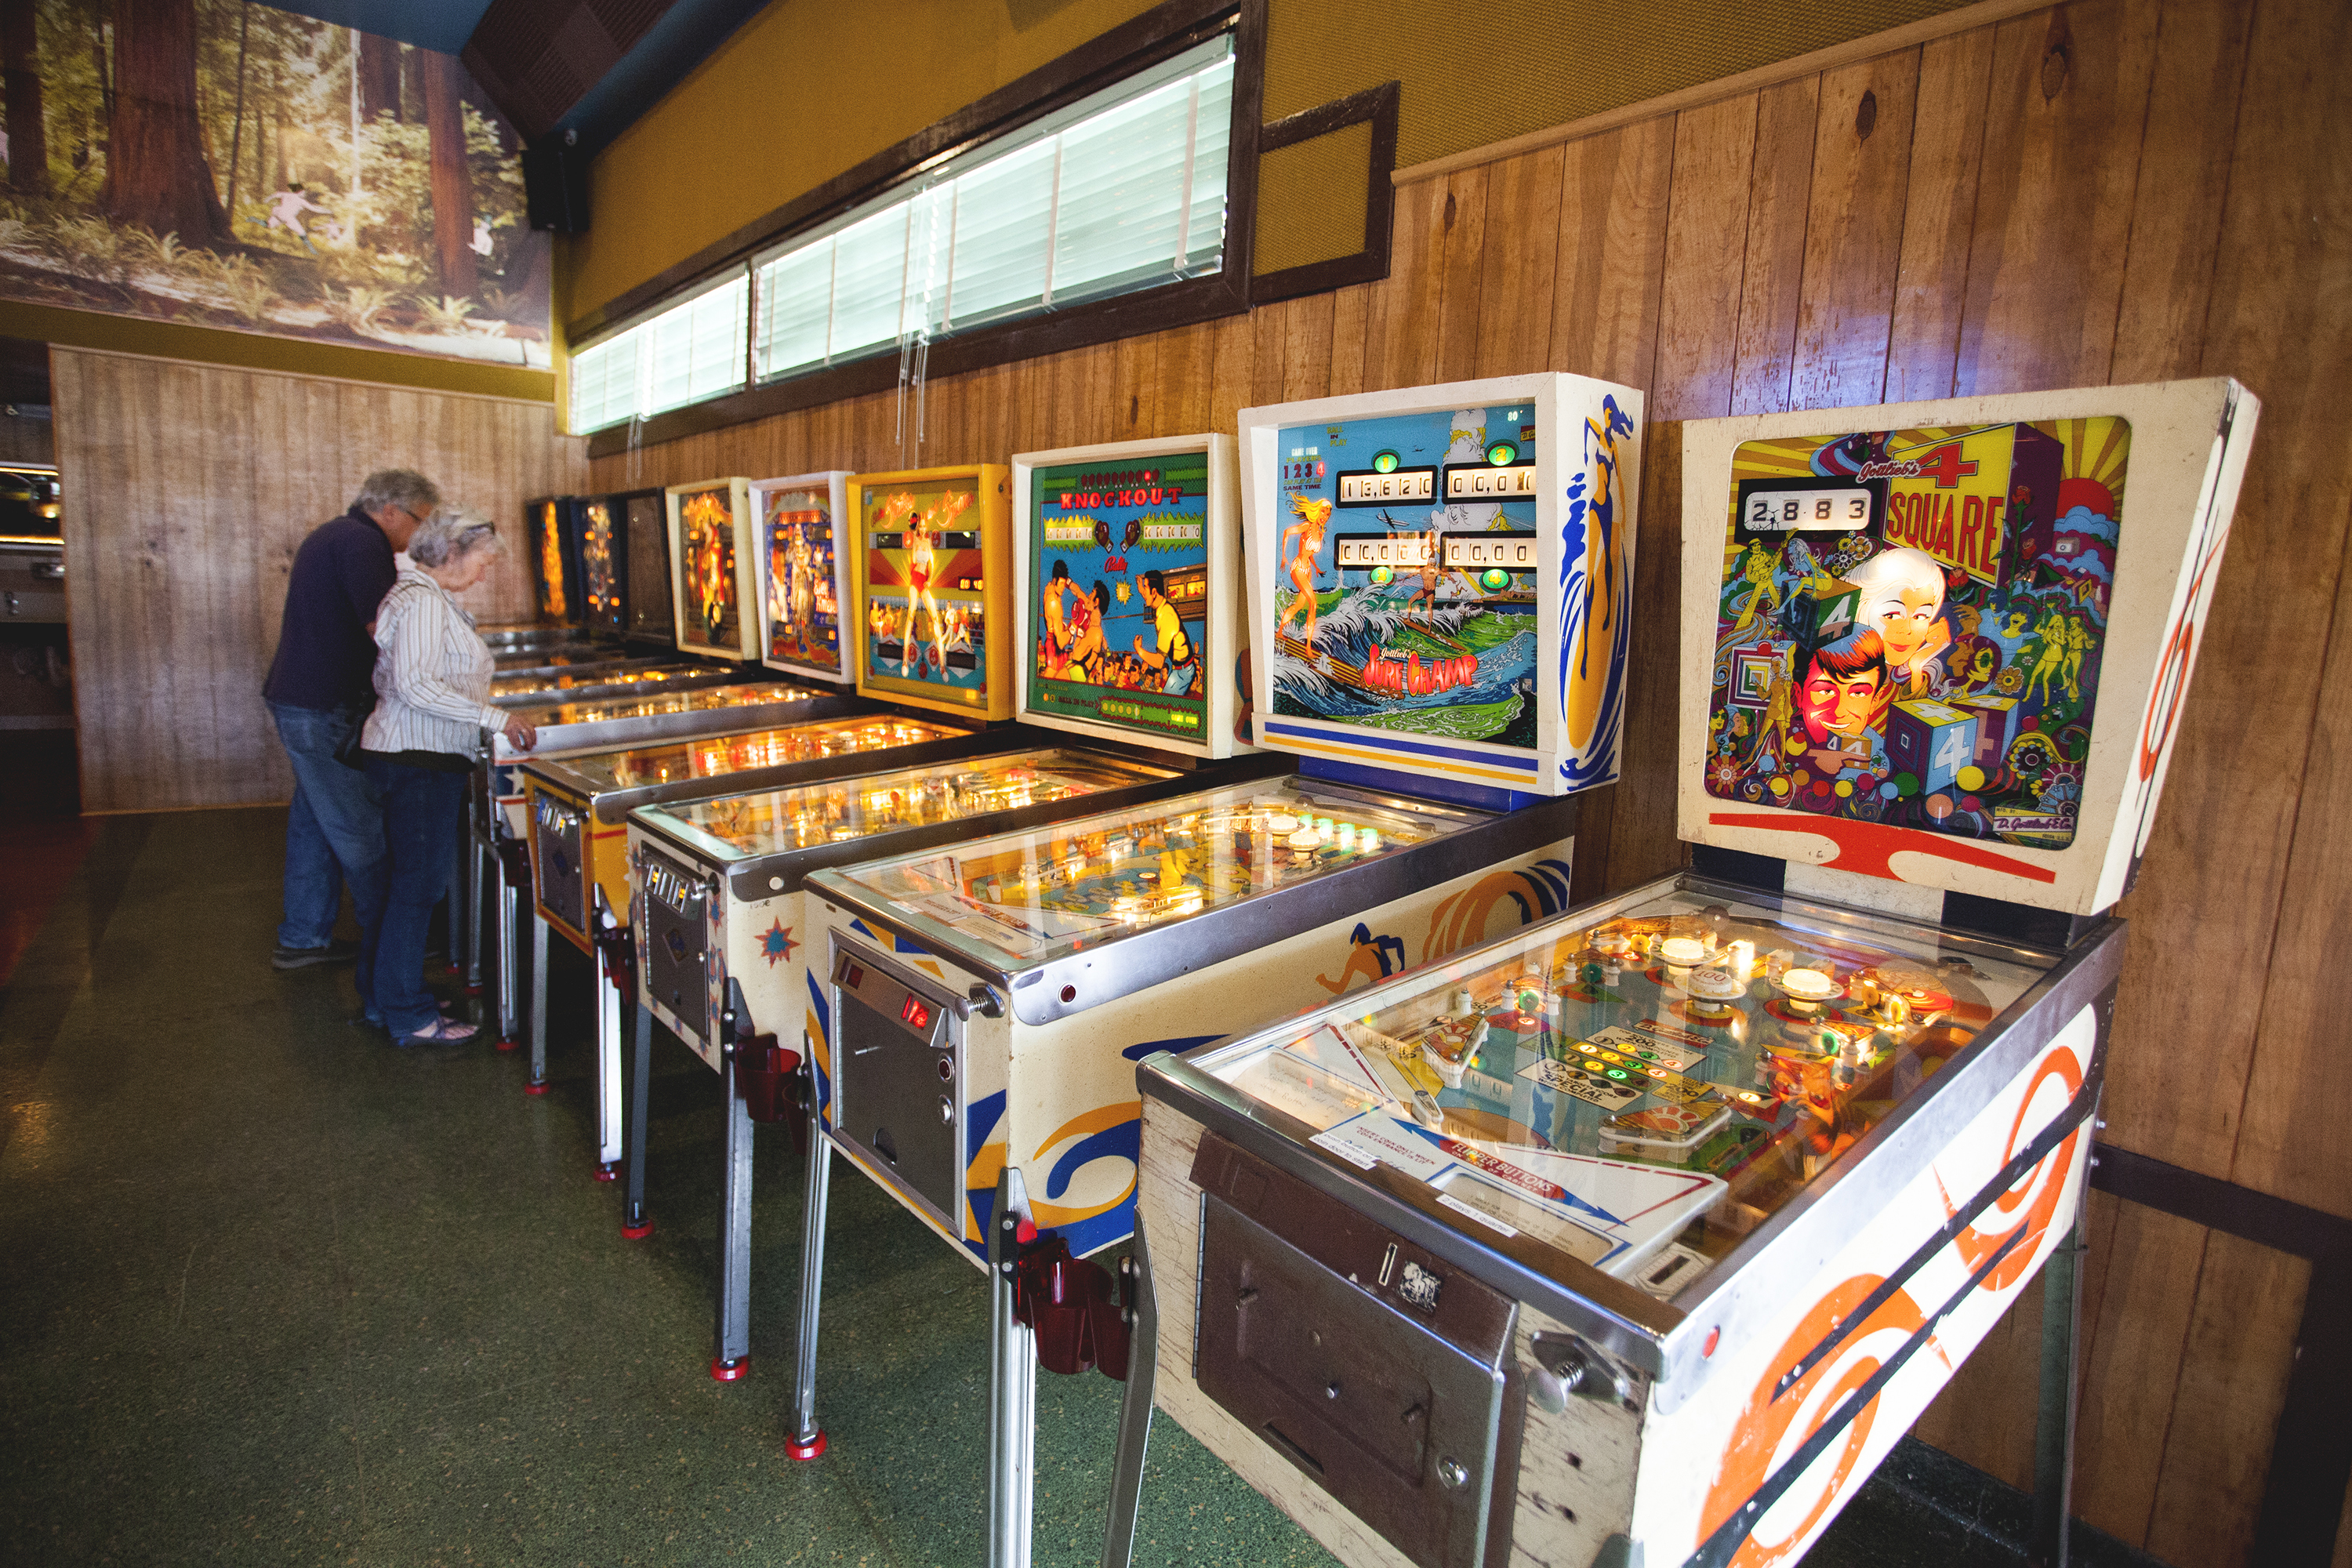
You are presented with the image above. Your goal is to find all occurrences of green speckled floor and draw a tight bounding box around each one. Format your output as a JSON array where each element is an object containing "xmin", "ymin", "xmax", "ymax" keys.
[{"xmin": 0, "ymin": 811, "xmax": 2154, "ymax": 1567}]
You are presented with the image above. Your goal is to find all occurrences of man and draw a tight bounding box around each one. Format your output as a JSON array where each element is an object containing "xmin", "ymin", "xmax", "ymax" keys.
[
  {"xmin": 261, "ymin": 470, "xmax": 439, "ymax": 968},
  {"xmin": 1793, "ymin": 628, "xmax": 1893, "ymax": 782},
  {"xmin": 1131, "ymin": 570, "xmax": 1196, "ymax": 695}
]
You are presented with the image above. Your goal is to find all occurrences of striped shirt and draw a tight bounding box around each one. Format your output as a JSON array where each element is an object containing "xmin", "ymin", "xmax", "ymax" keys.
[{"xmin": 361, "ymin": 566, "xmax": 503, "ymax": 757}]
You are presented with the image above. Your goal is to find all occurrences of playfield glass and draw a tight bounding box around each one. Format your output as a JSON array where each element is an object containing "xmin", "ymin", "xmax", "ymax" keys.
[
  {"xmin": 492, "ymin": 649, "xmax": 608, "ymax": 671},
  {"xmin": 640, "ymin": 751, "xmax": 1178, "ymax": 862},
  {"xmin": 530, "ymin": 499, "xmax": 569, "ymax": 619},
  {"xmin": 624, "ymin": 494, "xmax": 674, "ymax": 644},
  {"xmin": 559, "ymin": 717, "xmax": 969, "ymax": 791},
  {"xmin": 678, "ymin": 485, "xmax": 744, "ymax": 651},
  {"xmin": 1271, "ymin": 403, "xmax": 1544, "ymax": 750},
  {"xmin": 514, "ymin": 680, "xmax": 819, "ymax": 728},
  {"xmin": 490, "ymin": 663, "xmax": 703, "ymax": 699},
  {"xmin": 833, "ymin": 781, "xmax": 1480, "ymax": 966},
  {"xmin": 1189, "ymin": 881, "xmax": 2053, "ymax": 1285},
  {"xmin": 764, "ymin": 485, "xmax": 842, "ymax": 673},
  {"xmin": 1704, "ymin": 418, "xmax": 2131, "ymax": 850},
  {"xmin": 862, "ymin": 478, "xmax": 987, "ymax": 702},
  {"xmin": 580, "ymin": 499, "xmax": 624, "ymax": 633},
  {"xmin": 1028, "ymin": 452, "xmax": 1210, "ymax": 745}
]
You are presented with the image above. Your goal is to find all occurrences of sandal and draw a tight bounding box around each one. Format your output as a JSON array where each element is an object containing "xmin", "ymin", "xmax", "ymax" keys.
[{"xmin": 395, "ymin": 1018, "xmax": 480, "ymax": 1049}]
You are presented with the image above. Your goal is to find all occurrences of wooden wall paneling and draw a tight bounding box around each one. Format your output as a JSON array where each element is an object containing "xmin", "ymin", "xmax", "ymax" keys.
[
  {"xmin": 1249, "ymin": 298, "xmax": 1291, "ymax": 409},
  {"xmin": 1428, "ymin": 169, "xmax": 1491, "ymax": 386},
  {"xmin": 1545, "ymin": 119, "xmax": 1675, "ymax": 900},
  {"xmin": 1467, "ymin": 147, "xmax": 1566, "ymax": 379},
  {"xmin": 2066, "ymin": 1200, "xmax": 2206, "ymax": 1545},
  {"xmin": 1162, "ymin": 323, "xmax": 1218, "ymax": 434},
  {"xmin": 1651, "ymin": 95, "xmax": 1762, "ymax": 422},
  {"xmin": 2202, "ymin": 0, "xmax": 2352, "ymax": 1222},
  {"xmin": 1549, "ymin": 118, "xmax": 1675, "ymax": 390},
  {"xmin": 1326, "ymin": 282, "xmax": 1370, "ymax": 398},
  {"xmin": 1207, "ymin": 309, "xmax": 1255, "ymax": 429},
  {"xmin": 1115, "ymin": 324, "xmax": 1162, "ymax": 439},
  {"xmin": 1279, "ymin": 291, "xmax": 1336, "ymax": 403},
  {"xmin": 1366, "ymin": 174, "xmax": 1444, "ymax": 391},
  {"xmin": 1728, "ymin": 77, "xmax": 1822, "ymax": 416},
  {"xmin": 1788, "ymin": 52, "xmax": 1922, "ymax": 412},
  {"xmin": 2143, "ymin": 1235, "xmax": 2312, "ymax": 1566},
  {"xmin": 2106, "ymin": 0, "xmax": 2350, "ymax": 1189},
  {"xmin": 1595, "ymin": 428, "xmax": 1689, "ymax": 899},
  {"xmin": 1885, "ymin": 26, "xmax": 1998, "ymax": 403},
  {"xmin": 1952, "ymin": 0, "xmax": 2160, "ymax": 395}
]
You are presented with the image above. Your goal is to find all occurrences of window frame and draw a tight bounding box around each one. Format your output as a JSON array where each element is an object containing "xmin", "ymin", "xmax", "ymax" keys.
[{"xmin": 572, "ymin": 0, "xmax": 1266, "ymax": 457}]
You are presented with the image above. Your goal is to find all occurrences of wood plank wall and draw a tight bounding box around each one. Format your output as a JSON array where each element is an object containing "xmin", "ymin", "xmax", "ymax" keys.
[
  {"xmin": 586, "ymin": 0, "xmax": 2350, "ymax": 1559},
  {"xmin": 53, "ymin": 349, "xmax": 587, "ymax": 812}
]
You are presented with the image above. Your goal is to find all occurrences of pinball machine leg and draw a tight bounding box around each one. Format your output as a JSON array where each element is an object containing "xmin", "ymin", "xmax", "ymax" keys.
[
  {"xmin": 466, "ymin": 837, "xmax": 488, "ymax": 992},
  {"xmin": 522, "ymin": 914, "xmax": 548, "ymax": 1077},
  {"xmin": 2029, "ymin": 1170, "xmax": 2092, "ymax": 1568},
  {"xmin": 622, "ymin": 1003, "xmax": 655, "ymax": 1240},
  {"xmin": 495, "ymin": 868, "xmax": 521, "ymax": 1049},
  {"xmin": 988, "ymin": 1167, "xmax": 1039, "ymax": 1568},
  {"xmin": 1099, "ymin": 1221, "xmax": 1160, "ymax": 1568},
  {"xmin": 712, "ymin": 1046, "xmax": 754, "ymax": 1381},
  {"xmin": 593, "ymin": 965, "xmax": 623, "ymax": 1176},
  {"xmin": 787, "ymin": 1054, "xmax": 832, "ymax": 1461}
]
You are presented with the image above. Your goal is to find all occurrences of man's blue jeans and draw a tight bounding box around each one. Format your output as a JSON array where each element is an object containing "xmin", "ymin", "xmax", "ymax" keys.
[
  {"xmin": 358, "ymin": 757, "xmax": 466, "ymax": 1037},
  {"xmin": 268, "ymin": 701, "xmax": 387, "ymax": 950}
]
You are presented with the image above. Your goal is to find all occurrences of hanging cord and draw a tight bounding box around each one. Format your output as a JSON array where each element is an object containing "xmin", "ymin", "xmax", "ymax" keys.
[{"xmin": 895, "ymin": 183, "xmax": 944, "ymax": 472}]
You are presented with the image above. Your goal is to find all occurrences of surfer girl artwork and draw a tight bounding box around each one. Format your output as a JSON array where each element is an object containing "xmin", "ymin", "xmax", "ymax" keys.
[
  {"xmin": 1269, "ymin": 401, "xmax": 1544, "ymax": 748},
  {"xmin": 1704, "ymin": 418, "xmax": 2131, "ymax": 850},
  {"xmin": 1243, "ymin": 375, "xmax": 1643, "ymax": 797}
]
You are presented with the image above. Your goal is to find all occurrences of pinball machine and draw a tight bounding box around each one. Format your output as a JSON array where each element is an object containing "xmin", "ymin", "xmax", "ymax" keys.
[
  {"xmin": 1100, "ymin": 377, "xmax": 2259, "ymax": 1568},
  {"xmin": 780, "ymin": 383, "xmax": 1643, "ymax": 1563},
  {"xmin": 751, "ymin": 471, "xmax": 854, "ymax": 684},
  {"xmin": 667, "ymin": 477, "xmax": 761, "ymax": 664},
  {"xmin": 616, "ymin": 456, "xmax": 1272, "ymax": 1380}
]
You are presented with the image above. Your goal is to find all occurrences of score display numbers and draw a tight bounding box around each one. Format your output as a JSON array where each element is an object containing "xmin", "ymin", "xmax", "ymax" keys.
[
  {"xmin": 1733, "ymin": 477, "xmax": 1880, "ymax": 544},
  {"xmin": 900, "ymin": 994, "xmax": 932, "ymax": 1032}
]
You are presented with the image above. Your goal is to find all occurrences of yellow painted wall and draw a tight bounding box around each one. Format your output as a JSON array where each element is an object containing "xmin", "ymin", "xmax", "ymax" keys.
[
  {"xmin": 569, "ymin": 0, "xmax": 1986, "ymax": 327},
  {"xmin": 1, "ymin": 300, "xmax": 558, "ymax": 402},
  {"xmin": 563, "ymin": 0, "xmax": 1165, "ymax": 324}
]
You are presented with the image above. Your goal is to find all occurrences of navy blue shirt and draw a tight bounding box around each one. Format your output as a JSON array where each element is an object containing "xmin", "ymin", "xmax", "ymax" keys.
[{"xmin": 263, "ymin": 509, "xmax": 397, "ymax": 712}]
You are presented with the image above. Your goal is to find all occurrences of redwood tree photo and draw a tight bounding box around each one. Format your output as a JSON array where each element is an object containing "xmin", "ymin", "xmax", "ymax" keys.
[{"xmin": 100, "ymin": 0, "xmax": 230, "ymax": 242}]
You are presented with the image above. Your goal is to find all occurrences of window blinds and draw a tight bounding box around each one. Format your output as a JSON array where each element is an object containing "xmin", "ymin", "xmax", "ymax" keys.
[{"xmin": 572, "ymin": 35, "xmax": 1234, "ymax": 434}]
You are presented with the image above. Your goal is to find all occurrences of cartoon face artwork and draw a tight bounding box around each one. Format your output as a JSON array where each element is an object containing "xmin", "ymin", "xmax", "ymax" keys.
[
  {"xmin": 1705, "ymin": 418, "xmax": 2130, "ymax": 849},
  {"xmin": 763, "ymin": 486, "xmax": 840, "ymax": 673},
  {"xmin": 862, "ymin": 483, "xmax": 985, "ymax": 697},
  {"xmin": 1027, "ymin": 453, "xmax": 1210, "ymax": 745}
]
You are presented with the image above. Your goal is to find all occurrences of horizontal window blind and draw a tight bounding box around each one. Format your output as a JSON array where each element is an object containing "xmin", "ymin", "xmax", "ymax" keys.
[
  {"xmin": 752, "ymin": 37, "xmax": 1235, "ymax": 383},
  {"xmin": 572, "ymin": 33, "xmax": 1236, "ymax": 434},
  {"xmin": 569, "ymin": 274, "xmax": 749, "ymax": 433}
]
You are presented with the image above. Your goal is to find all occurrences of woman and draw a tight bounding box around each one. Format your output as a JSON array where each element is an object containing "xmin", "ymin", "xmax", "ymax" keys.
[{"xmin": 358, "ymin": 510, "xmax": 535, "ymax": 1047}]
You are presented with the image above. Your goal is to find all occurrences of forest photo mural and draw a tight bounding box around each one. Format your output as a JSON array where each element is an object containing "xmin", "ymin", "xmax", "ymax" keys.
[{"xmin": 0, "ymin": 0, "xmax": 550, "ymax": 366}]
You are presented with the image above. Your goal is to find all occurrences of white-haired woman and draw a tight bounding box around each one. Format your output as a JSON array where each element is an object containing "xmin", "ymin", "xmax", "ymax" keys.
[{"xmin": 356, "ymin": 510, "xmax": 537, "ymax": 1047}]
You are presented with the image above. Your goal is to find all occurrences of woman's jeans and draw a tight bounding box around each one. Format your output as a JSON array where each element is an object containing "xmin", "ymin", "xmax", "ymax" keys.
[
  {"xmin": 267, "ymin": 702, "xmax": 387, "ymax": 950},
  {"xmin": 358, "ymin": 757, "xmax": 466, "ymax": 1037}
]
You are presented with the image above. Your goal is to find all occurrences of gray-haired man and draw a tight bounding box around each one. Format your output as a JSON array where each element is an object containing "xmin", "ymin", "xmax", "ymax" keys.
[{"xmin": 260, "ymin": 470, "xmax": 439, "ymax": 968}]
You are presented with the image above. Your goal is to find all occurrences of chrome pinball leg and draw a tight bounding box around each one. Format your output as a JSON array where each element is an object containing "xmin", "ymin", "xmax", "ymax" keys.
[
  {"xmin": 521, "ymin": 913, "xmax": 547, "ymax": 1071},
  {"xmin": 593, "ymin": 965, "xmax": 623, "ymax": 1175},
  {"xmin": 1100, "ymin": 1221, "xmax": 1159, "ymax": 1568},
  {"xmin": 712, "ymin": 1049, "xmax": 755, "ymax": 1381},
  {"xmin": 2030, "ymin": 1160, "xmax": 2092, "ymax": 1568},
  {"xmin": 622, "ymin": 1003, "xmax": 655, "ymax": 1240},
  {"xmin": 988, "ymin": 1167, "xmax": 1038, "ymax": 1568},
  {"xmin": 466, "ymin": 837, "xmax": 488, "ymax": 992},
  {"xmin": 786, "ymin": 1051, "xmax": 831, "ymax": 1461},
  {"xmin": 495, "ymin": 865, "xmax": 520, "ymax": 1048}
]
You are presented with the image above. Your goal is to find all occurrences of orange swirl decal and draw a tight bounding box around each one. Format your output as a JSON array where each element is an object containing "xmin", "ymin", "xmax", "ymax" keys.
[
  {"xmin": 1702, "ymin": 1276, "xmax": 1926, "ymax": 1568},
  {"xmin": 1950, "ymin": 1045, "xmax": 2085, "ymax": 1292}
]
